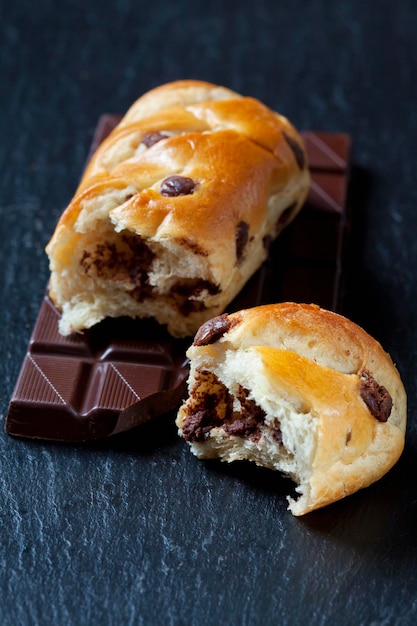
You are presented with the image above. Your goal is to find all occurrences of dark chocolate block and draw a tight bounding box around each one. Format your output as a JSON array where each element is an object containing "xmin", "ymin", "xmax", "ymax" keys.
[
  {"xmin": 7, "ymin": 297, "xmax": 189, "ymax": 441},
  {"xmin": 5, "ymin": 120, "xmax": 351, "ymax": 441}
]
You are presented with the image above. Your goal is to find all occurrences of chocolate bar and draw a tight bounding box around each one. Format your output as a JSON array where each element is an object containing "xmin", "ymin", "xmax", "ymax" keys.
[
  {"xmin": 5, "ymin": 119, "xmax": 351, "ymax": 441},
  {"xmin": 6, "ymin": 301, "xmax": 189, "ymax": 441}
]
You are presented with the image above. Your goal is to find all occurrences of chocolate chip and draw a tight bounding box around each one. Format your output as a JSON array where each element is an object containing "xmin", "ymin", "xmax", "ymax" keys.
[
  {"xmin": 170, "ymin": 279, "xmax": 219, "ymax": 316},
  {"xmin": 283, "ymin": 131, "xmax": 306, "ymax": 170},
  {"xmin": 141, "ymin": 131, "xmax": 169, "ymax": 148},
  {"xmin": 359, "ymin": 370, "xmax": 393, "ymax": 422},
  {"xmin": 193, "ymin": 313, "xmax": 238, "ymax": 346},
  {"xmin": 277, "ymin": 202, "xmax": 298, "ymax": 228},
  {"xmin": 160, "ymin": 176, "xmax": 196, "ymax": 197},
  {"xmin": 171, "ymin": 279, "xmax": 219, "ymax": 299},
  {"xmin": 263, "ymin": 234, "xmax": 273, "ymax": 251},
  {"xmin": 236, "ymin": 221, "xmax": 249, "ymax": 263}
]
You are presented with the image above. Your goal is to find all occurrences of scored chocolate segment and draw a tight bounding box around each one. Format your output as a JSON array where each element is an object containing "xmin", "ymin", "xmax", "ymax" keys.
[
  {"xmin": 6, "ymin": 118, "xmax": 351, "ymax": 441},
  {"xmin": 301, "ymin": 131, "xmax": 350, "ymax": 171},
  {"xmin": 307, "ymin": 172, "xmax": 348, "ymax": 215},
  {"xmin": 31, "ymin": 295, "xmax": 92, "ymax": 356},
  {"xmin": 7, "ymin": 296, "xmax": 189, "ymax": 441}
]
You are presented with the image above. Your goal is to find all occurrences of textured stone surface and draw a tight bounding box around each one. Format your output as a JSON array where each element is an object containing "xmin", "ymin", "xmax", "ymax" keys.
[{"xmin": 1, "ymin": 1, "xmax": 417, "ymax": 625}]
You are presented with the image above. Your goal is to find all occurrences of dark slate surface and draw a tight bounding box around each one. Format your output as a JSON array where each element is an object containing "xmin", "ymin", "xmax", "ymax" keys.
[{"xmin": 1, "ymin": 1, "xmax": 417, "ymax": 624}]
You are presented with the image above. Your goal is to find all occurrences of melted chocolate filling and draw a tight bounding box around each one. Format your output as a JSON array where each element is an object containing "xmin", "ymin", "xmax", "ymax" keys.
[
  {"xmin": 182, "ymin": 410, "xmax": 220, "ymax": 442},
  {"xmin": 223, "ymin": 386, "xmax": 266, "ymax": 441},
  {"xmin": 181, "ymin": 372, "xmax": 277, "ymax": 444},
  {"xmin": 80, "ymin": 233, "xmax": 155, "ymax": 298}
]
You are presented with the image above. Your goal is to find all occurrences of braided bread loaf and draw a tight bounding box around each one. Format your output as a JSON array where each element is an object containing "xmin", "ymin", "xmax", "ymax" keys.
[{"xmin": 46, "ymin": 80, "xmax": 310, "ymax": 337}]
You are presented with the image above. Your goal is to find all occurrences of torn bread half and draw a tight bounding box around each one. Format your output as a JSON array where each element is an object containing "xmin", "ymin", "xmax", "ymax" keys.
[
  {"xmin": 46, "ymin": 80, "xmax": 310, "ymax": 337},
  {"xmin": 176, "ymin": 303, "xmax": 407, "ymax": 515}
]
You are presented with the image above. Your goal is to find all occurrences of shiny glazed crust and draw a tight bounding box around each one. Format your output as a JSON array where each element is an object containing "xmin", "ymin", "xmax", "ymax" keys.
[
  {"xmin": 46, "ymin": 80, "xmax": 310, "ymax": 336},
  {"xmin": 176, "ymin": 303, "xmax": 407, "ymax": 515}
]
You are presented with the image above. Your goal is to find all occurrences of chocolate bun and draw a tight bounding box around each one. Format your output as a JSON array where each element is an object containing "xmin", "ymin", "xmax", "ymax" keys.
[
  {"xmin": 46, "ymin": 80, "xmax": 310, "ymax": 337},
  {"xmin": 176, "ymin": 303, "xmax": 407, "ymax": 515}
]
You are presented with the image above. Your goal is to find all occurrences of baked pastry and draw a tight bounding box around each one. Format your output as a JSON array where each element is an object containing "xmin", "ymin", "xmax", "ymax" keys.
[
  {"xmin": 46, "ymin": 80, "xmax": 310, "ymax": 337},
  {"xmin": 176, "ymin": 303, "xmax": 407, "ymax": 515}
]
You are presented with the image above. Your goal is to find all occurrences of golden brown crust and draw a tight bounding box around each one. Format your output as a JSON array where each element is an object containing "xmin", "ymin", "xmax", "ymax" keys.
[
  {"xmin": 46, "ymin": 80, "xmax": 310, "ymax": 336},
  {"xmin": 176, "ymin": 303, "xmax": 407, "ymax": 515}
]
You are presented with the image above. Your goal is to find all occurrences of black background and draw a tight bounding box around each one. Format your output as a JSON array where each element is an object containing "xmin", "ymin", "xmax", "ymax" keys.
[{"xmin": 1, "ymin": 1, "xmax": 417, "ymax": 624}]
